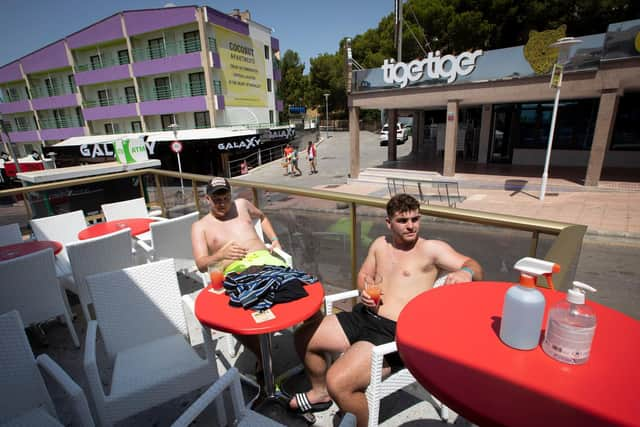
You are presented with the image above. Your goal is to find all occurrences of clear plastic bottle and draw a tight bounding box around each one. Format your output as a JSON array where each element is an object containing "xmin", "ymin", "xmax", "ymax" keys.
[{"xmin": 542, "ymin": 281, "xmax": 597, "ymax": 364}]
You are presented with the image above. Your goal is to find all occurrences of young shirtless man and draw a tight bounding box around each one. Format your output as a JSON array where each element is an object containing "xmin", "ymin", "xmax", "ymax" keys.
[
  {"xmin": 191, "ymin": 177, "xmax": 284, "ymax": 356},
  {"xmin": 291, "ymin": 194, "xmax": 483, "ymax": 426}
]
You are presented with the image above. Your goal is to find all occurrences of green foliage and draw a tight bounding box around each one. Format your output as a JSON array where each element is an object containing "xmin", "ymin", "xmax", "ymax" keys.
[
  {"xmin": 278, "ymin": 50, "xmax": 309, "ymax": 121},
  {"xmin": 523, "ymin": 25, "xmax": 566, "ymax": 74}
]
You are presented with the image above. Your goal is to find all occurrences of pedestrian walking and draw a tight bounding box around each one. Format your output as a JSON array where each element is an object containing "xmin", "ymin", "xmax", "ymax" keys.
[
  {"xmin": 291, "ymin": 145, "xmax": 302, "ymax": 176},
  {"xmin": 283, "ymin": 143, "xmax": 294, "ymax": 176},
  {"xmin": 307, "ymin": 140, "xmax": 318, "ymax": 174}
]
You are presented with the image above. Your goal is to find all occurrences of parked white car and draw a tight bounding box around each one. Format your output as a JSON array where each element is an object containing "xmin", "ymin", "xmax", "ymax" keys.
[{"xmin": 380, "ymin": 123, "xmax": 410, "ymax": 146}]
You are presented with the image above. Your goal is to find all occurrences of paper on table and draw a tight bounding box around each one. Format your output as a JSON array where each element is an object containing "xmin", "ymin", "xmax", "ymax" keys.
[{"xmin": 252, "ymin": 309, "xmax": 276, "ymax": 323}]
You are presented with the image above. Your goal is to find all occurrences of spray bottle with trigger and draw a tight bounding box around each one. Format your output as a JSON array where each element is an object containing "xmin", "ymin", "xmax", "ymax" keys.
[{"xmin": 500, "ymin": 257, "xmax": 560, "ymax": 350}]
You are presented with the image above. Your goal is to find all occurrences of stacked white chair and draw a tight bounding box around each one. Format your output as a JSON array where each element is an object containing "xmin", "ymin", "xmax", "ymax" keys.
[
  {"xmin": 29, "ymin": 210, "xmax": 87, "ymax": 282},
  {"xmin": 0, "ymin": 248, "xmax": 79, "ymax": 347},
  {"xmin": 0, "ymin": 310, "xmax": 94, "ymax": 427},
  {"xmin": 0, "ymin": 222, "xmax": 23, "ymax": 245},
  {"xmin": 84, "ymin": 258, "xmax": 222, "ymax": 427},
  {"xmin": 66, "ymin": 228, "xmax": 133, "ymax": 324},
  {"xmin": 324, "ymin": 274, "xmax": 451, "ymax": 427}
]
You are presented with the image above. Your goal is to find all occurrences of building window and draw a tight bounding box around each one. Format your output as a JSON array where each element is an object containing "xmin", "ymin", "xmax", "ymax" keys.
[
  {"xmin": 14, "ymin": 117, "xmax": 27, "ymax": 131},
  {"xmin": 267, "ymin": 78, "xmax": 272, "ymax": 92},
  {"xmin": 45, "ymin": 77, "xmax": 58, "ymax": 97},
  {"xmin": 161, "ymin": 114, "xmax": 174, "ymax": 130},
  {"xmin": 97, "ymin": 89, "xmax": 112, "ymax": 107},
  {"xmin": 90, "ymin": 54, "xmax": 102, "ymax": 70},
  {"xmin": 53, "ymin": 109, "xmax": 67, "ymax": 128},
  {"xmin": 25, "ymin": 87, "xmax": 31, "ymax": 100},
  {"xmin": 189, "ymin": 72, "xmax": 206, "ymax": 96},
  {"xmin": 125, "ymin": 86, "xmax": 137, "ymax": 104},
  {"xmin": 154, "ymin": 77, "xmax": 171, "ymax": 100},
  {"xmin": 611, "ymin": 92, "xmax": 640, "ymax": 151},
  {"xmin": 68, "ymin": 75, "xmax": 76, "ymax": 93},
  {"xmin": 6, "ymin": 88, "xmax": 19, "ymax": 102},
  {"xmin": 1, "ymin": 121, "xmax": 12, "ymax": 132},
  {"xmin": 269, "ymin": 109, "xmax": 274, "ymax": 124},
  {"xmin": 212, "ymin": 80, "xmax": 223, "ymax": 95},
  {"xmin": 148, "ymin": 38, "xmax": 165, "ymax": 60},
  {"xmin": 104, "ymin": 123, "xmax": 120, "ymax": 134},
  {"xmin": 75, "ymin": 107, "xmax": 84, "ymax": 126},
  {"xmin": 194, "ymin": 111, "xmax": 210, "ymax": 128},
  {"xmin": 183, "ymin": 31, "xmax": 201, "ymax": 53},
  {"xmin": 264, "ymin": 45, "xmax": 270, "ymax": 60},
  {"xmin": 131, "ymin": 121, "xmax": 142, "ymax": 132},
  {"xmin": 118, "ymin": 49, "xmax": 130, "ymax": 65}
]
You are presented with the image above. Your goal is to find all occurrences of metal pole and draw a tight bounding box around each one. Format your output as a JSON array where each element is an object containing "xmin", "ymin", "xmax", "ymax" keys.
[
  {"xmin": 324, "ymin": 93, "xmax": 329, "ymax": 140},
  {"xmin": 540, "ymin": 85, "xmax": 561, "ymax": 201}
]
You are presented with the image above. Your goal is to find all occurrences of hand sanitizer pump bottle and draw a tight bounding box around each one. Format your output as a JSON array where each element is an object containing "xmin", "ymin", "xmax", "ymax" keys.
[
  {"xmin": 542, "ymin": 281, "xmax": 597, "ymax": 364},
  {"xmin": 500, "ymin": 257, "xmax": 560, "ymax": 350}
]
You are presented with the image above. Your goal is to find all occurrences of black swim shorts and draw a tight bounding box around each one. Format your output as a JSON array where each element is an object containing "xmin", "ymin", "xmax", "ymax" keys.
[{"xmin": 336, "ymin": 303, "xmax": 404, "ymax": 370}]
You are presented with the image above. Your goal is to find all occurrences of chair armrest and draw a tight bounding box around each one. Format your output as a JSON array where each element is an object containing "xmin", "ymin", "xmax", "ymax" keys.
[
  {"xmin": 265, "ymin": 244, "xmax": 293, "ymax": 267},
  {"xmin": 37, "ymin": 354, "xmax": 95, "ymax": 427},
  {"xmin": 83, "ymin": 320, "xmax": 106, "ymax": 402},
  {"xmin": 171, "ymin": 368, "xmax": 241, "ymax": 427},
  {"xmin": 135, "ymin": 238, "xmax": 153, "ymax": 254},
  {"xmin": 324, "ymin": 289, "xmax": 359, "ymax": 314}
]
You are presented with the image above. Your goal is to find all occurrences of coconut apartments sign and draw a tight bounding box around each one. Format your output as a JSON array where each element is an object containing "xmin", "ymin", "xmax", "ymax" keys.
[{"xmin": 381, "ymin": 50, "xmax": 483, "ymax": 88}]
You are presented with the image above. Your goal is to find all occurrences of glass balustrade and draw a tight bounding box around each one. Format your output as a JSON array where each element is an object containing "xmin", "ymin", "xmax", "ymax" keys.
[
  {"xmin": 30, "ymin": 83, "xmax": 76, "ymax": 99},
  {"xmin": 75, "ymin": 56, "xmax": 129, "ymax": 72},
  {"xmin": 131, "ymin": 39, "xmax": 202, "ymax": 62},
  {"xmin": 38, "ymin": 116, "xmax": 84, "ymax": 129},
  {"xmin": 139, "ymin": 82, "xmax": 206, "ymax": 102}
]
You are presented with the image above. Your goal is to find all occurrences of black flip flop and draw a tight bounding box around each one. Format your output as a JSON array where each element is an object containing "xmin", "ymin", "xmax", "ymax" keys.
[{"xmin": 290, "ymin": 392, "xmax": 333, "ymax": 414}]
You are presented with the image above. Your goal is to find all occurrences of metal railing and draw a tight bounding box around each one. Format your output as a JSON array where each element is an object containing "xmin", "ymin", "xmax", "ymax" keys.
[
  {"xmin": 131, "ymin": 39, "xmax": 201, "ymax": 62},
  {"xmin": 30, "ymin": 83, "xmax": 77, "ymax": 99},
  {"xmin": 0, "ymin": 168, "xmax": 586, "ymax": 291},
  {"xmin": 1, "ymin": 91, "xmax": 28, "ymax": 102},
  {"xmin": 207, "ymin": 37, "xmax": 218, "ymax": 53},
  {"xmin": 227, "ymin": 143, "xmax": 288, "ymax": 177},
  {"xmin": 139, "ymin": 82, "xmax": 206, "ymax": 102},
  {"xmin": 212, "ymin": 80, "xmax": 223, "ymax": 95},
  {"xmin": 75, "ymin": 56, "xmax": 129, "ymax": 72},
  {"xmin": 38, "ymin": 116, "xmax": 84, "ymax": 129},
  {"xmin": 84, "ymin": 96, "xmax": 136, "ymax": 108}
]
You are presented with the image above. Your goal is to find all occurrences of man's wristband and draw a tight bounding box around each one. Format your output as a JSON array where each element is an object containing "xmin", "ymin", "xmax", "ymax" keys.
[
  {"xmin": 271, "ymin": 237, "xmax": 279, "ymax": 242},
  {"xmin": 460, "ymin": 267, "xmax": 474, "ymax": 280}
]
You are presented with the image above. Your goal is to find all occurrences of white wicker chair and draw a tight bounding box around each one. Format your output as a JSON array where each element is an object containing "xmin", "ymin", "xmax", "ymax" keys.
[
  {"xmin": 0, "ymin": 222, "xmax": 23, "ymax": 245},
  {"xmin": 0, "ymin": 310, "xmax": 94, "ymax": 427},
  {"xmin": 66, "ymin": 228, "xmax": 133, "ymax": 324},
  {"xmin": 101, "ymin": 197, "xmax": 164, "ymax": 242},
  {"xmin": 0, "ymin": 248, "xmax": 79, "ymax": 348},
  {"xmin": 29, "ymin": 210, "xmax": 87, "ymax": 281},
  {"xmin": 84, "ymin": 258, "xmax": 222, "ymax": 427},
  {"xmin": 324, "ymin": 275, "xmax": 451, "ymax": 427}
]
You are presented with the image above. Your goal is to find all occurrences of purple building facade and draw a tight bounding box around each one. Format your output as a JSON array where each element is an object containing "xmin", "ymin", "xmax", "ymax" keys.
[{"xmin": 0, "ymin": 6, "xmax": 281, "ymax": 158}]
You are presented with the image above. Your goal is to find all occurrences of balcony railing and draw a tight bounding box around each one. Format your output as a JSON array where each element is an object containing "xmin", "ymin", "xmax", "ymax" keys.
[
  {"xmin": 131, "ymin": 39, "xmax": 202, "ymax": 62},
  {"xmin": 212, "ymin": 80, "xmax": 223, "ymax": 95},
  {"xmin": 1, "ymin": 91, "xmax": 29, "ymax": 103},
  {"xmin": 84, "ymin": 96, "xmax": 136, "ymax": 108},
  {"xmin": 75, "ymin": 56, "xmax": 129, "ymax": 72},
  {"xmin": 38, "ymin": 116, "xmax": 84, "ymax": 129},
  {"xmin": 207, "ymin": 37, "xmax": 218, "ymax": 53},
  {"xmin": 30, "ymin": 83, "xmax": 77, "ymax": 99},
  {"xmin": 0, "ymin": 168, "xmax": 586, "ymax": 292},
  {"xmin": 139, "ymin": 83, "xmax": 206, "ymax": 102}
]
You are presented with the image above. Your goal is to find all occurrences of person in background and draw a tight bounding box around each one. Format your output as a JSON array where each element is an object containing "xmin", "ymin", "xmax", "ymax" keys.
[
  {"xmin": 290, "ymin": 194, "xmax": 483, "ymax": 425},
  {"xmin": 307, "ymin": 141, "xmax": 318, "ymax": 174},
  {"xmin": 291, "ymin": 145, "xmax": 302, "ymax": 176},
  {"xmin": 284, "ymin": 143, "xmax": 294, "ymax": 176}
]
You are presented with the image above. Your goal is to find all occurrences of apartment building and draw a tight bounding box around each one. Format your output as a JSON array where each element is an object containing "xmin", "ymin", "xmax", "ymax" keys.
[{"xmin": 0, "ymin": 5, "xmax": 282, "ymax": 158}]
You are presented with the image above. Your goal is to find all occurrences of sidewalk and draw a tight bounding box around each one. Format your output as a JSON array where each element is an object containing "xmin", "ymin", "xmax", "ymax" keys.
[{"xmin": 240, "ymin": 131, "xmax": 640, "ymax": 238}]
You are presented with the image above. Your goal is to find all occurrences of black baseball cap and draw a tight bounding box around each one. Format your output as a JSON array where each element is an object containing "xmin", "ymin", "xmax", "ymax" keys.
[{"xmin": 206, "ymin": 177, "xmax": 231, "ymax": 195}]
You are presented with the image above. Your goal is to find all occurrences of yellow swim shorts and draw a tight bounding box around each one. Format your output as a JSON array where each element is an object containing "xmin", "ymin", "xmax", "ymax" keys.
[{"xmin": 223, "ymin": 249, "xmax": 287, "ymax": 275}]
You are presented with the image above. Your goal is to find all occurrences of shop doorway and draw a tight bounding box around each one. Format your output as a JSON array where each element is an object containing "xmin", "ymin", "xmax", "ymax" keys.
[{"xmin": 489, "ymin": 105, "xmax": 516, "ymax": 163}]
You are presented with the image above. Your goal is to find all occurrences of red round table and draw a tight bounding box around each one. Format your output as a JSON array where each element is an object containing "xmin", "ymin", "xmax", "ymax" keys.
[
  {"xmin": 396, "ymin": 282, "xmax": 640, "ymax": 427},
  {"xmin": 78, "ymin": 218, "xmax": 155, "ymax": 240},
  {"xmin": 0, "ymin": 240, "xmax": 63, "ymax": 261},
  {"xmin": 195, "ymin": 281, "xmax": 324, "ymax": 396}
]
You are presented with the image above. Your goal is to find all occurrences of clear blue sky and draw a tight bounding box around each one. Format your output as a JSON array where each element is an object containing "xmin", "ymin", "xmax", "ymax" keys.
[{"xmin": 0, "ymin": 0, "xmax": 393, "ymax": 72}]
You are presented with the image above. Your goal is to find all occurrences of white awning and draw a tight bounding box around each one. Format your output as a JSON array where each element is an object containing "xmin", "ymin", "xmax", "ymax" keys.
[{"xmin": 53, "ymin": 128, "xmax": 259, "ymax": 147}]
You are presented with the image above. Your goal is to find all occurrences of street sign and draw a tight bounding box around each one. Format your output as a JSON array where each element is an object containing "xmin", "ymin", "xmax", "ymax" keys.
[
  {"xmin": 288, "ymin": 106, "xmax": 307, "ymax": 114},
  {"xmin": 550, "ymin": 63, "xmax": 564, "ymax": 89},
  {"xmin": 171, "ymin": 140, "xmax": 183, "ymax": 153}
]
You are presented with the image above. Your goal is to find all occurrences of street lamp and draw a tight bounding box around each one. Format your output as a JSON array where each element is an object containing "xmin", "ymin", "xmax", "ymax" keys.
[
  {"xmin": 539, "ymin": 37, "xmax": 582, "ymax": 201},
  {"xmin": 167, "ymin": 123, "xmax": 185, "ymax": 196},
  {"xmin": 323, "ymin": 93, "xmax": 330, "ymax": 140}
]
